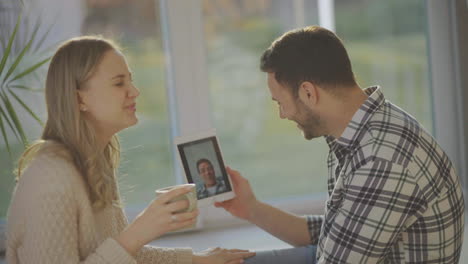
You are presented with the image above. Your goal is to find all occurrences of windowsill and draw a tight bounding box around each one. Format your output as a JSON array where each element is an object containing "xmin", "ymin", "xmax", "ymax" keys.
[
  {"xmin": 150, "ymin": 222, "xmax": 291, "ymax": 252},
  {"xmin": 148, "ymin": 194, "xmax": 327, "ymax": 252},
  {"xmin": 125, "ymin": 193, "xmax": 327, "ymax": 230}
]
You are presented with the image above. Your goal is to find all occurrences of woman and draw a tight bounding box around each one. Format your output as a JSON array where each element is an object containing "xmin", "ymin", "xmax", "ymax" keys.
[{"xmin": 6, "ymin": 36, "xmax": 254, "ymax": 264}]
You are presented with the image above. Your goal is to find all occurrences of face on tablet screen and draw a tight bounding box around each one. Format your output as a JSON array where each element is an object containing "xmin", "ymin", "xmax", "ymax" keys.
[{"xmin": 177, "ymin": 136, "xmax": 233, "ymax": 200}]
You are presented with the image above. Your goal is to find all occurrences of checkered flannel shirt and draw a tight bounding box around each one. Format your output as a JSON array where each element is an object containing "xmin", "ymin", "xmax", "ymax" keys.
[{"xmin": 307, "ymin": 86, "xmax": 465, "ymax": 263}]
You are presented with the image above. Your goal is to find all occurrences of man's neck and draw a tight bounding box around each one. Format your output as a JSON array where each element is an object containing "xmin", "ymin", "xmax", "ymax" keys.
[
  {"xmin": 326, "ymin": 86, "xmax": 368, "ymax": 139},
  {"xmin": 205, "ymin": 183, "xmax": 216, "ymax": 188}
]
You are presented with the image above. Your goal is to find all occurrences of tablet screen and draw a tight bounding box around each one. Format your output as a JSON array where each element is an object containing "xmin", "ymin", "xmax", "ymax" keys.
[{"xmin": 177, "ymin": 135, "xmax": 233, "ymax": 200}]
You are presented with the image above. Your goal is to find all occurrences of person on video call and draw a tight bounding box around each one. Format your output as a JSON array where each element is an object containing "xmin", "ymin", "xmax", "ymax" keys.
[
  {"xmin": 196, "ymin": 158, "xmax": 228, "ymax": 199},
  {"xmin": 215, "ymin": 26, "xmax": 465, "ymax": 264}
]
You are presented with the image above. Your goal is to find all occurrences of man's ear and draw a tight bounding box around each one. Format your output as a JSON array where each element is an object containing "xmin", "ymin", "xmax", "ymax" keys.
[{"xmin": 298, "ymin": 81, "xmax": 318, "ymax": 106}]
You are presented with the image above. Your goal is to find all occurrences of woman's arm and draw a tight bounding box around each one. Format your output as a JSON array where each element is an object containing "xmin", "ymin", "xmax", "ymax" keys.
[{"xmin": 17, "ymin": 182, "xmax": 136, "ymax": 264}]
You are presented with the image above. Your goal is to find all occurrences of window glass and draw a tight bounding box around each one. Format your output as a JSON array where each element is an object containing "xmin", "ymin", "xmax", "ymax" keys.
[
  {"xmin": 0, "ymin": 0, "xmax": 434, "ymax": 218},
  {"xmin": 81, "ymin": 0, "xmax": 173, "ymax": 206},
  {"xmin": 0, "ymin": 0, "xmax": 172, "ymax": 218},
  {"xmin": 335, "ymin": 0, "xmax": 432, "ymax": 130},
  {"xmin": 202, "ymin": 0, "xmax": 431, "ymax": 201},
  {"xmin": 202, "ymin": 0, "xmax": 327, "ymax": 201}
]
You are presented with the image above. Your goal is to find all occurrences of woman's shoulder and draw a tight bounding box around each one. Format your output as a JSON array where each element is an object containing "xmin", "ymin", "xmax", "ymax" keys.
[
  {"xmin": 10, "ymin": 141, "xmax": 87, "ymax": 216},
  {"xmin": 20, "ymin": 140, "xmax": 82, "ymax": 187}
]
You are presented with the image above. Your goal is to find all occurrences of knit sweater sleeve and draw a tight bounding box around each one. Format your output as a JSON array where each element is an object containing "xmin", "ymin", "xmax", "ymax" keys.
[
  {"xmin": 136, "ymin": 245, "xmax": 193, "ymax": 264},
  {"xmin": 7, "ymin": 160, "xmax": 136, "ymax": 264},
  {"xmin": 114, "ymin": 205, "xmax": 193, "ymax": 264}
]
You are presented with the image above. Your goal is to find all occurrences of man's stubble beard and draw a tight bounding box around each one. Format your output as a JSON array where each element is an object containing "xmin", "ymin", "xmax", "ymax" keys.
[{"xmin": 294, "ymin": 99, "xmax": 325, "ymax": 140}]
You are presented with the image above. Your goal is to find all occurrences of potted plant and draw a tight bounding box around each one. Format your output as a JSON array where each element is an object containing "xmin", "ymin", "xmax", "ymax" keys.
[
  {"xmin": 0, "ymin": 2, "xmax": 54, "ymax": 257},
  {"xmin": 1, "ymin": 13, "xmax": 52, "ymax": 155}
]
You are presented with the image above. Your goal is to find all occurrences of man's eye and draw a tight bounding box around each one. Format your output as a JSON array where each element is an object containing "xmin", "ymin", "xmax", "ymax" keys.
[{"xmin": 115, "ymin": 82, "xmax": 124, "ymax": 87}]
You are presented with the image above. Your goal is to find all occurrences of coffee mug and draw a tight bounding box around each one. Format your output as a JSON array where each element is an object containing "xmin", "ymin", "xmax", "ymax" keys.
[{"xmin": 155, "ymin": 183, "xmax": 197, "ymax": 229}]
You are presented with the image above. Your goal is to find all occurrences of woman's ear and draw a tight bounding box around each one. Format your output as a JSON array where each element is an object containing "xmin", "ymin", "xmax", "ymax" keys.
[
  {"xmin": 77, "ymin": 91, "xmax": 88, "ymax": 112},
  {"xmin": 298, "ymin": 81, "xmax": 319, "ymax": 106}
]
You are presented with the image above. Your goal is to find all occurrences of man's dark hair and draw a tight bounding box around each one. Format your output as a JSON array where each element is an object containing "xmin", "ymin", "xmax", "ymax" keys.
[
  {"xmin": 196, "ymin": 158, "xmax": 213, "ymax": 173},
  {"xmin": 260, "ymin": 26, "xmax": 357, "ymax": 97}
]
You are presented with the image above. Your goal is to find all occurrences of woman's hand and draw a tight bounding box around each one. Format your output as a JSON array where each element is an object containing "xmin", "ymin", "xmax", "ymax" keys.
[
  {"xmin": 117, "ymin": 186, "xmax": 199, "ymax": 256},
  {"xmin": 193, "ymin": 247, "xmax": 256, "ymax": 264}
]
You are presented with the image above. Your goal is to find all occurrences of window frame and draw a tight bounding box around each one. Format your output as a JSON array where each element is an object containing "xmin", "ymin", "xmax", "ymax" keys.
[
  {"xmin": 156, "ymin": 0, "xmax": 334, "ymax": 226},
  {"xmin": 426, "ymin": 0, "xmax": 468, "ymax": 206}
]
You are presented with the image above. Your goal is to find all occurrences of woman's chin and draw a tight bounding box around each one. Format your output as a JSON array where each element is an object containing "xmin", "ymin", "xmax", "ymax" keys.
[{"xmin": 120, "ymin": 117, "xmax": 139, "ymax": 131}]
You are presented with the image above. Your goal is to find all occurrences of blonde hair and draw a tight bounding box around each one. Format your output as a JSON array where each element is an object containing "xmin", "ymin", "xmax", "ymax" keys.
[{"xmin": 17, "ymin": 36, "xmax": 123, "ymax": 210}]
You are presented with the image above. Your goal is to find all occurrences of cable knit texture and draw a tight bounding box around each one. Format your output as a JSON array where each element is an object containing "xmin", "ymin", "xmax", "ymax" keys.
[{"xmin": 6, "ymin": 146, "xmax": 193, "ymax": 264}]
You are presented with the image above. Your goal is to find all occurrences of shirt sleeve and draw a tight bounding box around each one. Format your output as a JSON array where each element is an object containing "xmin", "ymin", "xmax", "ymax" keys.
[
  {"xmin": 21, "ymin": 183, "xmax": 136, "ymax": 264},
  {"xmin": 306, "ymin": 215, "xmax": 324, "ymax": 245},
  {"xmin": 318, "ymin": 158, "xmax": 427, "ymax": 263}
]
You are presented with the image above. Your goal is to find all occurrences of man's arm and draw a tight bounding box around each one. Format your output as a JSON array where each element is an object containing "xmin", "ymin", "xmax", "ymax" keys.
[
  {"xmin": 248, "ymin": 201, "xmax": 312, "ymax": 246},
  {"xmin": 318, "ymin": 159, "xmax": 427, "ymax": 263},
  {"xmin": 215, "ymin": 167, "xmax": 313, "ymax": 246}
]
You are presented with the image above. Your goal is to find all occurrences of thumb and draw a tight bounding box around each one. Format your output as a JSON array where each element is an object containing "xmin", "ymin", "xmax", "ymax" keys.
[{"xmin": 226, "ymin": 166, "xmax": 242, "ymax": 182}]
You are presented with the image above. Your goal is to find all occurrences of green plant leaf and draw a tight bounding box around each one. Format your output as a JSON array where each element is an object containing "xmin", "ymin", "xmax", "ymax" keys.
[
  {"xmin": 33, "ymin": 13, "xmax": 59, "ymax": 53},
  {"xmin": 3, "ymin": 17, "xmax": 39, "ymax": 83},
  {"xmin": 9, "ymin": 57, "xmax": 51, "ymax": 83},
  {"xmin": 0, "ymin": 13, "xmax": 21, "ymax": 78},
  {"xmin": 8, "ymin": 88, "xmax": 43, "ymax": 126},
  {"xmin": 0, "ymin": 106, "xmax": 12, "ymax": 156},
  {"xmin": 0, "ymin": 36, "xmax": 5, "ymax": 52},
  {"xmin": 9, "ymin": 84, "xmax": 42, "ymax": 92},
  {"xmin": 0, "ymin": 91, "xmax": 28, "ymax": 146},
  {"xmin": 0, "ymin": 102, "xmax": 21, "ymax": 141}
]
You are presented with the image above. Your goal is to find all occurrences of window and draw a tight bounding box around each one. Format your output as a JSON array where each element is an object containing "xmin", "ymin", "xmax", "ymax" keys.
[
  {"xmin": 0, "ymin": 0, "xmax": 174, "ymax": 218},
  {"xmin": 0, "ymin": 0, "xmax": 448, "ymax": 226},
  {"xmin": 199, "ymin": 0, "xmax": 431, "ymax": 203},
  {"xmin": 335, "ymin": 0, "xmax": 432, "ymax": 131},
  {"xmin": 202, "ymin": 0, "xmax": 327, "ymax": 201},
  {"xmin": 79, "ymin": 0, "xmax": 175, "ymax": 209}
]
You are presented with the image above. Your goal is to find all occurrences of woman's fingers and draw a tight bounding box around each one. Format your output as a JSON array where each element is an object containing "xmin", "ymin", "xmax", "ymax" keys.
[
  {"xmin": 227, "ymin": 249, "xmax": 250, "ymax": 253},
  {"xmin": 171, "ymin": 209, "xmax": 199, "ymax": 222},
  {"xmin": 157, "ymin": 187, "xmax": 192, "ymax": 204},
  {"xmin": 226, "ymin": 251, "xmax": 256, "ymax": 261},
  {"xmin": 165, "ymin": 199, "xmax": 190, "ymax": 212},
  {"xmin": 170, "ymin": 216, "xmax": 197, "ymax": 230},
  {"xmin": 226, "ymin": 260, "xmax": 244, "ymax": 264}
]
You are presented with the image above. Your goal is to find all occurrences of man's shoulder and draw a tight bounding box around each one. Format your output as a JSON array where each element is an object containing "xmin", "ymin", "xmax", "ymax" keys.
[
  {"xmin": 196, "ymin": 183, "xmax": 205, "ymax": 192},
  {"xmin": 368, "ymin": 101, "xmax": 424, "ymax": 138},
  {"xmin": 358, "ymin": 102, "xmax": 427, "ymax": 165},
  {"xmin": 215, "ymin": 176, "xmax": 225, "ymax": 182}
]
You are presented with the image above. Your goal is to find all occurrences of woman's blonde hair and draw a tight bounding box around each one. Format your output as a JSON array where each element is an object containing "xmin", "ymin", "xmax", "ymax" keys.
[{"xmin": 17, "ymin": 36, "xmax": 123, "ymax": 210}]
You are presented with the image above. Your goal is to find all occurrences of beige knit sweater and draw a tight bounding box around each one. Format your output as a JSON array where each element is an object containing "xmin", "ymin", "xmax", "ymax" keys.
[{"xmin": 6, "ymin": 148, "xmax": 193, "ymax": 264}]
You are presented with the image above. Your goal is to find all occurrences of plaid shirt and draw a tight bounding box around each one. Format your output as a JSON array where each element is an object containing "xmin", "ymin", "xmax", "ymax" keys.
[{"xmin": 307, "ymin": 86, "xmax": 465, "ymax": 263}]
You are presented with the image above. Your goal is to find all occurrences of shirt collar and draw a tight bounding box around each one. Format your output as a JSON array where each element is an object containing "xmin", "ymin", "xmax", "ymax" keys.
[{"xmin": 326, "ymin": 86, "xmax": 385, "ymax": 151}]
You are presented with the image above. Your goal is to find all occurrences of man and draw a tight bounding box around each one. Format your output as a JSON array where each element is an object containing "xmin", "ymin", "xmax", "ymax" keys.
[
  {"xmin": 196, "ymin": 158, "xmax": 227, "ymax": 199},
  {"xmin": 216, "ymin": 26, "xmax": 465, "ymax": 263}
]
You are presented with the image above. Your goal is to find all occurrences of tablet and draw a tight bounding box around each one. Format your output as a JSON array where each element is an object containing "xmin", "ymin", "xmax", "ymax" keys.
[{"xmin": 174, "ymin": 130, "xmax": 235, "ymax": 207}]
